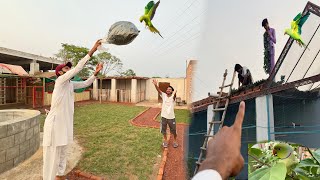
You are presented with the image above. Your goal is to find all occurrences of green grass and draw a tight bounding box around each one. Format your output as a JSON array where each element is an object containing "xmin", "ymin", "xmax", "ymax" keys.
[
  {"xmin": 72, "ymin": 104, "xmax": 162, "ymax": 180},
  {"xmin": 157, "ymin": 109, "xmax": 191, "ymax": 124},
  {"xmin": 39, "ymin": 114, "xmax": 46, "ymax": 132}
]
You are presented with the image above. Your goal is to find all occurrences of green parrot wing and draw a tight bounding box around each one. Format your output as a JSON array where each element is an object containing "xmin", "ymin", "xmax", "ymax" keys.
[
  {"xmin": 297, "ymin": 12, "xmax": 311, "ymax": 35},
  {"xmin": 149, "ymin": 0, "xmax": 160, "ymax": 20},
  {"xmin": 144, "ymin": 1, "xmax": 155, "ymax": 15},
  {"xmin": 293, "ymin": 12, "xmax": 302, "ymax": 21}
]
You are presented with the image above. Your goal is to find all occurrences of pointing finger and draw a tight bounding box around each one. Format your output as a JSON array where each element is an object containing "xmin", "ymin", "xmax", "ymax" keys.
[{"xmin": 232, "ymin": 101, "xmax": 245, "ymax": 136}]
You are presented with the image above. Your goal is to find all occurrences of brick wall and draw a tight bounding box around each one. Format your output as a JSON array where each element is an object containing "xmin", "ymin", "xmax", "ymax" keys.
[
  {"xmin": 186, "ymin": 60, "xmax": 197, "ymax": 104},
  {"xmin": 0, "ymin": 110, "xmax": 40, "ymax": 173}
]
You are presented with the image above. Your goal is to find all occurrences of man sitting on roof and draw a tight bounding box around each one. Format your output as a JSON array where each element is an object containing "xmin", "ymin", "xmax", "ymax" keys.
[{"xmin": 235, "ymin": 64, "xmax": 253, "ymax": 88}]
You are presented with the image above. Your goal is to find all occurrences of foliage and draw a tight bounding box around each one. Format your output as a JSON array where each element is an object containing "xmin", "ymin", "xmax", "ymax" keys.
[
  {"xmin": 96, "ymin": 52, "xmax": 123, "ymax": 76},
  {"xmin": 55, "ymin": 44, "xmax": 125, "ymax": 77},
  {"xmin": 120, "ymin": 69, "xmax": 136, "ymax": 77},
  {"xmin": 249, "ymin": 142, "xmax": 320, "ymax": 180},
  {"xmin": 55, "ymin": 43, "xmax": 98, "ymax": 77}
]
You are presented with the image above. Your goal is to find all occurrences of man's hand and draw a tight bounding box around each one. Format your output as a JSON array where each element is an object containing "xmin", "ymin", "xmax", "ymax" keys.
[
  {"xmin": 198, "ymin": 101, "xmax": 245, "ymax": 179},
  {"xmin": 94, "ymin": 63, "xmax": 103, "ymax": 76},
  {"xmin": 152, "ymin": 79, "xmax": 158, "ymax": 86},
  {"xmin": 88, "ymin": 40, "xmax": 102, "ymax": 57}
]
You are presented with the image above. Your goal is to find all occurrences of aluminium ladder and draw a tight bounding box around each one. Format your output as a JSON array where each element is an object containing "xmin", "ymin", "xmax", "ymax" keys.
[{"xmin": 193, "ymin": 69, "xmax": 236, "ymax": 176}]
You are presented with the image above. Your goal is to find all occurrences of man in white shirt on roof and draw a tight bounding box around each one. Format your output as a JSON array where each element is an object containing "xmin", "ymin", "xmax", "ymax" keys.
[
  {"xmin": 192, "ymin": 101, "xmax": 246, "ymax": 180},
  {"xmin": 235, "ymin": 64, "xmax": 253, "ymax": 88},
  {"xmin": 42, "ymin": 40, "xmax": 103, "ymax": 180},
  {"xmin": 152, "ymin": 79, "xmax": 178, "ymax": 148}
]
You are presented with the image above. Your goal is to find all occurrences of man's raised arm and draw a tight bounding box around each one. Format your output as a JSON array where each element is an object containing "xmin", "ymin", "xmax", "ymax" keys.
[
  {"xmin": 152, "ymin": 79, "xmax": 163, "ymax": 94},
  {"xmin": 73, "ymin": 63, "xmax": 103, "ymax": 89},
  {"xmin": 57, "ymin": 40, "xmax": 101, "ymax": 83}
]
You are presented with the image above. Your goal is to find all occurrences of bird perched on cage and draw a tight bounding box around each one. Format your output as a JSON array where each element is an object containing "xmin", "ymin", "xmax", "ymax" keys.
[
  {"xmin": 273, "ymin": 143, "xmax": 298, "ymax": 173},
  {"xmin": 139, "ymin": 0, "xmax": 163, "ymax": 38},
  {"xmin": 284, "ymin": 12, "xmax": 311, "ymax": 48}
]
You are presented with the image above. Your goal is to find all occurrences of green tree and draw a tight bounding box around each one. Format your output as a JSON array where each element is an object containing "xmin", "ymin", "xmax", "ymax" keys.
[
  {"xmin": 55, "ymin": 43, "xmax": 98, "ymax": 77},
  {"xmin": 96, "ymin": 52, "xmax": 123, "ymax": 76},
  {"xmin": 120, "ymin": 69, "xmax": 136, "ymax": 76},
  {"xmin": 55, "ymin": 44, "xmax": 123, "ymax": 77}
]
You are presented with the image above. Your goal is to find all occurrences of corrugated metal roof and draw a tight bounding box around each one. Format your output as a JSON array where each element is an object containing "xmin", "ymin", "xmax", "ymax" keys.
[{"xmin": 0, "ymin": 63, "xmax": 28, "ymax": 76}]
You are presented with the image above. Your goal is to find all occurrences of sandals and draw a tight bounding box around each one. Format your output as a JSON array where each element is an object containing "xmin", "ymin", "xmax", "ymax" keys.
[
  {"xmin": 162, "ymin": 142, "xmax": 179, "ymax": 148},
  {"xmin": 173, "ymin": 142, "xmax": 178, "ymax": 148},
  {"xmin": 162, "ymin": 142, "xmax": 168, "ymax": 148}
]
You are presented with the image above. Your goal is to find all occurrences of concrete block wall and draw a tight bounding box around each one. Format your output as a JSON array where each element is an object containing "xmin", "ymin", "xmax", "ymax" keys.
[{"xmin": 0, "ymin": 110, "xmax": 40, "ymax": 174}]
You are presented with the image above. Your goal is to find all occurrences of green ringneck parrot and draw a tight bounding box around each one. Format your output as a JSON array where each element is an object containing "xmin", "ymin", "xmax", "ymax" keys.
[
  {"xmin": 139, "ymin": 0, "xmax": 163, "ymax": 38},
  {"xmin": 273, "ymin": 143, "xmax": 298, "ymax": 173},
  {"xmin": 284, "ymin": 12, "xmax": 311, "ymax": 48}
]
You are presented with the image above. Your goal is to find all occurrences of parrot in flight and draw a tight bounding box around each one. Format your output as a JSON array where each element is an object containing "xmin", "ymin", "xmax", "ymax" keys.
[
  {"xmin": 139, "ymin": 1, "xmax": 163, "ymax": 38},
  {"xmin": 273, "ymin": 143, "xmax": 298, "ymax": 173},
  {"xmin": 284, "ymin": 12, "xmax": 311, "ymax": 48}
]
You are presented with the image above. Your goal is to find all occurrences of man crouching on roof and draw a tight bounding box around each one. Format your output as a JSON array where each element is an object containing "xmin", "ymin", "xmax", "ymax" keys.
[{"xmin": 42, "ymin": 40, "xmax": 103, "ymax": 180}]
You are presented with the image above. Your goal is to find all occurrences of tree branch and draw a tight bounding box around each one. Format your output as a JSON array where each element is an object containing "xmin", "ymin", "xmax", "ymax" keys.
[{"xmin": 248, "ymin": 154, "xmax": 271, "ymax": 168}]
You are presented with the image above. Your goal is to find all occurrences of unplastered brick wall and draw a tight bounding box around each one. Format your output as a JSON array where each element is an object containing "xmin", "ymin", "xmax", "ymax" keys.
[{"xmin": 0, "ymin": 110, "xmax": 41, "ymax": 173}]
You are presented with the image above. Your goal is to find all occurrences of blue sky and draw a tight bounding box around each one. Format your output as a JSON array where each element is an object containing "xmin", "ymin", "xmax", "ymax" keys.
[
  {"xmin": 193, "ymin": 0, "xmax": 320, "ymax": 101},
  {"xmin": 0, "ymin": 0, "xmax": 205, "ymax": 78}
]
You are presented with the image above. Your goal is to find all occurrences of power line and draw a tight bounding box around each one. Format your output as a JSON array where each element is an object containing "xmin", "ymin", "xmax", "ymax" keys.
[
  {"xmin": 153, "ymin": 8, "xmax": 207, "ymax": 53},
  {"xmin": 193, "ymin": 74, "xmax": 211, "ymax": 89},
  {"xmin": 154, "ymin": 19, "xmax": 202, "ymax": 54},
  {"xmin": 143, "ymin": 0, "xmax": 200, "ymax": 47},
  {"xmin": 156, "ymin": 31, "xmax": 201, "ymax": 57}
]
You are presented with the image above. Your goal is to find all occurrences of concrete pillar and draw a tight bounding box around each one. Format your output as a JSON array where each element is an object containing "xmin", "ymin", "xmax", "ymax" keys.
[
  {"xmin": 93, "ymin": 79, "xmax": 98, "ymax": 100},
  {"xmin": 131, "ymin": 79, "xmax": 137, "ymax": 103},
  {"xmin": 29, "ymin": 61, "xmax": 39, "ymax": 75},
  {"xmin": 255, "ymin": 94, "xmax": 275, "ymax": 142},
  {"xmin": 110, "ymin": 79, "xmax": 117, "ymax": 102}
]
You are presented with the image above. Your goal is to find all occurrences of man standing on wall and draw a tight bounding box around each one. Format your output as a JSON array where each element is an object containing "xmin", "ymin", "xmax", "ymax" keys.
[
  {"xmin": 262, "ymin": 18, "xmax": 276, "ymax": 75},
  {"xmin": 262, "ymin": 19, "xmax": 277, "ymax": 75},
  {"xmin": 152, "ymin": 79, "xmax": 178, "ymax": 148},
  {"xmin": 43, "ymin": 40, "xmax": 103, "ymax": 180}
]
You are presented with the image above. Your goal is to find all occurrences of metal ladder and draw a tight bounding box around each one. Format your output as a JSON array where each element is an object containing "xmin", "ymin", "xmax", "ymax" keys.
[
  {"xmin": 16, "ymin": 78, "xmax": 25, "ymax": 103},
  {"xmin": 193, "ymin": 69, "xmax": 236, "ymax": 175},
  {"xmin": 0, "ymin": 77, "xmax": 6, "ymax": 105}
]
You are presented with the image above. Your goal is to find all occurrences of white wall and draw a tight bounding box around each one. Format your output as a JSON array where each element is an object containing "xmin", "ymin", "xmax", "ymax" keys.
[{"xmin": 146, "ymin": 78, "xmax": 186, "ymax": 101}]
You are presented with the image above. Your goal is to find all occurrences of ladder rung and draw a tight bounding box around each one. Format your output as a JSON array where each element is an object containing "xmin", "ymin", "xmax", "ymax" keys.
[
  {"xmin": 217, "ymin": 96, "xmax": 229, "ymax": 100},
  {"xmin": 213, "ymin": 108, "xmax": 226, "ymax": 112},
  {"xmin": 200, "ymin": 147, "xmax": 206, "ymax": 151},
  {"xmin": 204, "ymin": 134, "xmax": 214, "ymax": 138},
  {"xmin": 209, "ymin": 121, "xmax": 221, "ymax": 124},
  {"xmin": 219, "ymin": 84, "xmax": 232, "ymax": 89}
]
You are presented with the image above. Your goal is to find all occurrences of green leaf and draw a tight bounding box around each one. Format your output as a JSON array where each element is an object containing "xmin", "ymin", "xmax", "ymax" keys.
[
  {"xmin": 249, "ymin": 166, "xmax": 269, "ymax": 179},
  {"xmin": 311, "ymin": 149, "xmax": 320, "ymax": 164},
  {"xmin": 297, "ymin": 159, "xmax": 320, "ymax": 168},
  {"xmin": 249, "ymin": 163, "xmax": 287, "ymax": 180},
  {"xmin": 249, "ymin": 148, "xmax": 263, "ymax": 158},
  {"xmin": 294, "ymin": 167, "xmax": 310, "ymax": 180}
]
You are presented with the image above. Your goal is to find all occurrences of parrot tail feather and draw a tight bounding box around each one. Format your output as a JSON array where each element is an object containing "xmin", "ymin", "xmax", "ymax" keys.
[{"xmin": 149, "ymin": 25, "xmax": 164, "ymax": 38}]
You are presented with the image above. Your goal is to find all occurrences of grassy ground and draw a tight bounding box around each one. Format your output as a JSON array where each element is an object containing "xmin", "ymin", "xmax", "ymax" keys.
[
  {"xmin": 73, "ymin": 104, "xmax": 162, "ymax": 180},
  {"xmin": 39, "ymin": 114, "xmax": 46, "ymax": 132},
  {"xmin": 157, "ymin": 109, "xmax": 191, "ymax": 124},
  {"xmin": 39, "ymin": 104, "xmax": 162, "ymax": 179}
]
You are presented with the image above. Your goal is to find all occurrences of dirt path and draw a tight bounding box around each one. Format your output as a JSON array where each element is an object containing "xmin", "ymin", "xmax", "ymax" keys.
[
  {"xmin": 163, "ymin": 124, "xmax": 188, "ymax": 180},
  {"xmin": 130, "ymin": 108, "xmax": 188, "ymax": 180}
]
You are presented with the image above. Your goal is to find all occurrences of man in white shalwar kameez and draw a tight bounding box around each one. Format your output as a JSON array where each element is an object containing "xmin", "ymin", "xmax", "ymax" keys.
[{"xmin": 43, "ymin": 40, "xmax": 103, "ymax": 180}]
